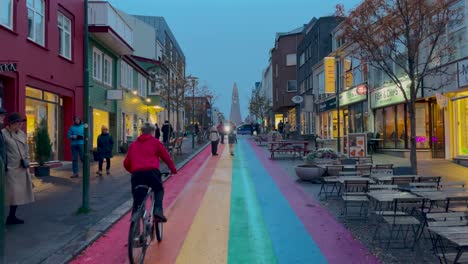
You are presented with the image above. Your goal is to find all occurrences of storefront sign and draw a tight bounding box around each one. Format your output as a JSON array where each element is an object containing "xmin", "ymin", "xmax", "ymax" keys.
[
  {"xmin": 107, "ymin": 90, "xmax": 123, "ymax": 100},
  {"xmin": 370, "ymin": 80, "xmax": 411, "ymax": 109},
  {"xmin": 291, "ymin": 95, "xmax": 304, "ymax": 104},
  {"xmin": 347, "ymin": 133, "xmax": 367, "ymax": 158},
  {"xmin": 324, "ymin": 57, "xmax": 335, "ymax": 94},
  {"xmin": 356, "ymin": 84, "xmax": 367, "ymax": 95},
  {"xmin": 0, "ymin": 63, "xmax": 16, "ymax": 72},
  {"xmin": 318, "ymin": 97, "xmax": 336, "ymax": 112},
  {"xmin": 458, "ymin": 59, "xmax": 468, "ymax": 88},
  {"xmin": 339, "ymin": 85, "xmax": 367, "ymax": 107}
]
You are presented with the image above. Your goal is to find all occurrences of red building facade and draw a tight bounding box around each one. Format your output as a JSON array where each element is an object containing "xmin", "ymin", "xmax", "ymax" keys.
[{"xmin": 0, "ymin": 0, "xmax": 84, "ymax": 161}]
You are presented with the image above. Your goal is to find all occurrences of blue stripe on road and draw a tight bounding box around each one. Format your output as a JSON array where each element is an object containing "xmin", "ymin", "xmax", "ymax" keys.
[{"xmin": 238, "ymin": 140, "xmax": 328, "ymax": 264}]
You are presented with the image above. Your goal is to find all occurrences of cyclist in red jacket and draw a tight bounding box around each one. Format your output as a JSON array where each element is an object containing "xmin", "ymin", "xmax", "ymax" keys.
[{"xmin": 124, "ymin": 123, "xmax": 177, "ymax": 222}]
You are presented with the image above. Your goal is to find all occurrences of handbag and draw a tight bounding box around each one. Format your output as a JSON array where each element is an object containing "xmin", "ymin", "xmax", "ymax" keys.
[{"xmin": 9, "ymin": 131, "xmax": 30, "ymax": 168}]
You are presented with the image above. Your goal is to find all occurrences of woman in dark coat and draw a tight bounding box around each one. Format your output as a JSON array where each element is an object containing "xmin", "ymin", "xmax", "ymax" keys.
[
  {"xmin": 155, "ymin": 123, "xmax": 161, "ymax": 140},
  {"xmin": 96, "ymin": 125, "xmax": 114, "ymax": 176}
]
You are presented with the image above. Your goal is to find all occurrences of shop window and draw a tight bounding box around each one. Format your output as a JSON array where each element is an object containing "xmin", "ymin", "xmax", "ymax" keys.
[
  {"xmin": 383, "ymin": 107, "xmax": 396, "ymax": 148},
  {"xmin": 27, "ymin": 0, "xmax": 45, "ymax": 46},
  {"xmin": 92, "ymin": 109, "xmax": 109, "ymax": 148},
  {"xmin": 457, "ymin": 97, "xmax": 468, "ymax": 155},
  {"xmin": 0, "ymin": 0, "xmax": 13, "ymax": 29},
  {"xmin": 396, "ymin": 104, "xmax": 407, "ymax": 148},
  {"xmin": 25, "ymin": 87, "xmax": 60, "ymax": 161},
  {"xmin": 414, "ymin": 103, "xmax": 430, "ymax": 148},
  {"xmin": 374, "ymin": 108, "xmax": 384, "ymax": 138}
]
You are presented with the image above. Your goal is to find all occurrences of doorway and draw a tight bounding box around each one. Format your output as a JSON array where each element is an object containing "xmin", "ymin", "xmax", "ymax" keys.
[{"xmin": 430, "ymin": 102, "xmax": 445, "ymax": 158}]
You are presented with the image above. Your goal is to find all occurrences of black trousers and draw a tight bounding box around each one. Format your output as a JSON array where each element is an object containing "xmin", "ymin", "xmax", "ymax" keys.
[
  {"xmin": 211, "ymin": 140, "xmax": 219, "ymax": 155},
  {"xmin": 131, "ymin": 170, "xmax": 164, "ymax": 213},
  {"xmin": 98, "ymin": 158, "xmax": 110, "ymax": 171},
  {"xmin": 219, "ymin": 133, "xmax": 224, "ymax": 144}
]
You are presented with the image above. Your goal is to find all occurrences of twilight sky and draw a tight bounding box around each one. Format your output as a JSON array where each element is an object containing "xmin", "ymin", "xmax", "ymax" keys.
[{"xmin": 108, "ymin": 0, "xmax": 361, "ymax": 119}]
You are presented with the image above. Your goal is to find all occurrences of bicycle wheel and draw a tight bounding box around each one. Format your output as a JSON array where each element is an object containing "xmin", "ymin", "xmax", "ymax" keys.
[
  {"xmin": 155, "ymin": 221, "xmax": 163, "ymax": 242},
  {"xmin": 128, "ymin": 211, "xmax": 147, "ymax": 264}
]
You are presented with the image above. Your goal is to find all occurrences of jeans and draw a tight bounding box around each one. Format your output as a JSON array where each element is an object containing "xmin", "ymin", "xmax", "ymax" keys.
[
  {"xmin": 98, "ymin": 158, "xmax": 111, "ymax": 171},
  {"xmin": 131, "ymin": 170, "xmax": 164, "ymax": 213},
  {"xmin": 71, "ymin": 144, "xmax": 84, "ymax": 175},
  {"xmin": 211, "ymin": 140, "xmax": 219, "ymax": 155}
]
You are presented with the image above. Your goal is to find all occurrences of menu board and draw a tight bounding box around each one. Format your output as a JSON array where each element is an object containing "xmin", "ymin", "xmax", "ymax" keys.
[{"xmin": 347, "ymin": 133, "xmax": 367, "ymax": 158}]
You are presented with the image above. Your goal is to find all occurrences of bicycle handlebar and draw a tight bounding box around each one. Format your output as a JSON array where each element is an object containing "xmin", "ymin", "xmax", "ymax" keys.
[{"xmin": 160, "ymin": 172, "xmax": 171, "ymax": 177}]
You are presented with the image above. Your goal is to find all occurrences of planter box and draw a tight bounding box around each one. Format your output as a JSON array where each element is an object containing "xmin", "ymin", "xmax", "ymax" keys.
[{"xmin": 295, "ymin": 165, "xmax": 326, "ymax": 182}]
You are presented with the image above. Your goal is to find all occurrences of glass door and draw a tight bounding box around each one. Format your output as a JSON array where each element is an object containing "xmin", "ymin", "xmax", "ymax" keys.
[{"xmin": 431, "ymin": 102, "xmax": 445, "ymax": 158}]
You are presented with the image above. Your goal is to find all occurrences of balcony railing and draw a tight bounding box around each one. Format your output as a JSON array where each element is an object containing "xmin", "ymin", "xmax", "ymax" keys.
[{"xmin": 88, "ymin": 1, "xmax": 133, "ymax": 48}]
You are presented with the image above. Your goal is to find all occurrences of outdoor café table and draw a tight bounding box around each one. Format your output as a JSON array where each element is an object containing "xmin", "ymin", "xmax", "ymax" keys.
[
  {"xmin": 428, "ymin": 226, "xmax": 468, "ymax": 263},
  {"xmin": 371, "ymin": 175, "xmax": 419, "ymax": 184},
  {"xmin": 367, "ymin": 191, "xmax": 419, "ymax": 211},
  {"xmin": 337, "ymin": 177, "xmax": 375, "ymax": 184},
  {"xmin": 412, "ymin": 190, "xmax": 468, "ymax": 211},
  {"xmin": 268, "ymin": 140, "xmax": 309, "ymax": 159}
]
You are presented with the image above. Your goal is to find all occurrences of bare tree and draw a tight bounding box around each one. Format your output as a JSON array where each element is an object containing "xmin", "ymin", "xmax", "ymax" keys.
[
  {"xmin": 337, "ymin": 0, "xmax": 459, "ymax": 173},
  {"xmin": 249, "ymin": 90, "xmax": 270, "ymax": 126}
]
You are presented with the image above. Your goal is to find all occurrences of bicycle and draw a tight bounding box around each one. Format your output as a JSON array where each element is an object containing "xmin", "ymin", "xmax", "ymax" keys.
[{"xmin": 128, "ymin": 171, "xmax": 170, "ymax": 264}]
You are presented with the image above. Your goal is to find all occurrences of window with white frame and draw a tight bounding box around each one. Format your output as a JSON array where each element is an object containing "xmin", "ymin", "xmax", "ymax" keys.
[
  {"xmin": 120, "ymin": 61, "xmax": 134, "ymax": 89},
  {"xmin": 299, "ymin": 53, "xmax": 305, "ymax": 66},
  {"xmin": 0, "ymin": 0, "xmax": 13, "ymax": 29},
  {"xmin": 92, "ymin": 48, "xmax": 102, "ymax": 81},
  {"xmin": 287, "ymin": 80, "xmax": 297, "ymax": 92},
  {"xmin": 27, "ymin": 0, "xmax": 45, "ymax": 46},
  {"xmin": 137, "ymin": 74, "xmax": 147, "ymax": 97},
  {"xmin": 58, "ymin": 13, "xmax": 72, "ymax": 59},
  {"xmin": 286, "ymin": 54, "xmax": 297, "ymax": 66},
  {"xmin": 317, "ymin": 71, "xmax": 325, "ymax": 95},
  {"xmin": 103, "ymin": 55, "xmax": 112, "ymax": 86}
]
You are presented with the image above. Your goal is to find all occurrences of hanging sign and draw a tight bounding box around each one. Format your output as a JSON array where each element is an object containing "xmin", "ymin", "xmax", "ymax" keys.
[
  {"xmin": 458, "ymin": 59, "xmax": 468, "ymax": 88},
  {"xmin": 291, "ymin": 95, "xmax": 304, "ymax": 104},
  {"xmin": 435, "ymin": 93, "xmax": 448, "ymax": 108},
  {"xmin": 324, "ymin": 57, "xmax": 335, "ymax": 94}
]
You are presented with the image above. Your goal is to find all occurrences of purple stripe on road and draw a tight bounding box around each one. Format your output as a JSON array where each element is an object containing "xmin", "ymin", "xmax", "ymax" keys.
[{"xmin": 248, "ymin": 140, "xmax": 380, "ymax": 264}]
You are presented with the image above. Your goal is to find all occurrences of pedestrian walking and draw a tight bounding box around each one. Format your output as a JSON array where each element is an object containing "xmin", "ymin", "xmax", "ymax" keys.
[
  {"xmin": 0, "ymin": 108, "xmax": 8, "ymax": 167},
  {"xmin": 2, "ymin": 113, "xmax": 34, "ymax": 225},
  {"xmin": 155, "ymin": 123, "xmax": 161, "ymax": 140},
  {"xmin": 217, "ymin": 121, "xmax": 224, "ymax": 144},
  {"xmin": 278, "ymin": 121, "xmax": 284, "ymax": 134},
  {"xmin": 285, "ymin": 122, "xmax": 291, "ymax": 139},
  {"xmin": 68, "ymin": 116, "xmax": 84, "ymax": 178},
  {"xmin": 209, "ymin": 126, "xmax": 219, "ymax": 156},
  {"xmin": 228, "ymin": 124, "xmax": 237, "ymax": 156},
  {"xmin": 161, "ymin": 121, "xmax": 172, "ymax": 144},
  {"xmin": 96, "ymin": 125, "xmax": 114, "ymax": 176}
]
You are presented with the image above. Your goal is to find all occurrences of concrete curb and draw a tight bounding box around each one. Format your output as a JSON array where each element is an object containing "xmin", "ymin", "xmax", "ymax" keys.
[{"xmin": 40, "ymin": 142, "xmax": 210, "ymax": 264}]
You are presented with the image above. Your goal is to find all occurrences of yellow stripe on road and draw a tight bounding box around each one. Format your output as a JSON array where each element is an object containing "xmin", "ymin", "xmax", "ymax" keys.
[{"xmin": 175, "ymin": 146, "xmax": 232, "ymax": 264}]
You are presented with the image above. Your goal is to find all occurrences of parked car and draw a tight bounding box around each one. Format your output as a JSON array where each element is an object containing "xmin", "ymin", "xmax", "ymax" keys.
[{"xmin": 236, "ymin": 124, "xmax": 252, "ymax": 135}]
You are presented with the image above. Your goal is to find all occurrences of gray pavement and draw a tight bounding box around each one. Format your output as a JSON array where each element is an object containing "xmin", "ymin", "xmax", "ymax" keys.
[
  {"xmin": 269, "ymin": 149, "xmax": 468, "ymax": 264},
  {"xmin": 5, "ymin": 137, "xmax": 208, "ymax": 264}
]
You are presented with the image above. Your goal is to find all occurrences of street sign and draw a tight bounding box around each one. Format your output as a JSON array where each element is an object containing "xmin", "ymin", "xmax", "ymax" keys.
[
  {"xmin": 0, "ymin": 63, "xmax": 16, "ymax": 72},
  {"xmin": 291, "ymin": 95, "xmax": 304, "ymax": 104}
]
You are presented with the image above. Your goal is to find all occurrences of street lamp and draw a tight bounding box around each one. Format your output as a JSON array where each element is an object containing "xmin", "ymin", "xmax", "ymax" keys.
[{"xmin": 187, "ymin": 76, "xmax": 198, "ymax": 149}]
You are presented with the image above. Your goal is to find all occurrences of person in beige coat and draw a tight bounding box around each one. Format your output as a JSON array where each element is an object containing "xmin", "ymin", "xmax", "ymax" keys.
[{"xmin": 2, "ymin": 113, "xmax": 34, "ymax": 225}]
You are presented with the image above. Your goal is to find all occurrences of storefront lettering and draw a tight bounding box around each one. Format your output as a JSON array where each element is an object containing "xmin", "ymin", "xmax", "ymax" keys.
[
  {"xmin": 0, "ymin": 63, "xmax": 16, "ymax": 72},
  {"xmin": 371, "ymin": 79, "xmax": 413, "ymax": 109},
  {"xmin": 339, "ymin": 85, "xmax": 367, "ymax": 107},
  {"xmin": 458, "ymin": 59, "xmax": 468, "ymax": 88}
]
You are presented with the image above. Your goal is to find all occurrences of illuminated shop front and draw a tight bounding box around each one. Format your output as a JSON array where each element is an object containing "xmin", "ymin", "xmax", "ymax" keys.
[
  {"xmin": 25, "ymin": 87, "xmax": 61, "ymax": 161},
  {"xmin": 370, "ymin": 81, "xmax": 436, "ymax": 156}
]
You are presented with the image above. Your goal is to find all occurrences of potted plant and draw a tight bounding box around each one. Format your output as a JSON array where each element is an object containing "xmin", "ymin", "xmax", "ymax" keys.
[
  {"xmin": 295, "ymin": 148, "xmax": 343, "ymax": 182},
  {"xmin": 33, "ymin": 118, "xmax": 52, "ymax": 177}
]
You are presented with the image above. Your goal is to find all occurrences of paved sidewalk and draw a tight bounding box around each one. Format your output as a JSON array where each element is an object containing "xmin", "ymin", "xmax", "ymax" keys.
[{"xmin": 5, "ymin": 137, "xmax": 208, "ymax": 264}]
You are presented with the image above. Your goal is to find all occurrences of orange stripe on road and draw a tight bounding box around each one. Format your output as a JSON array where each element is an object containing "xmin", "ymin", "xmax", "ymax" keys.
[{"xmin": 143, "ymin": 145, "xmax": 225, "ymax": 263}]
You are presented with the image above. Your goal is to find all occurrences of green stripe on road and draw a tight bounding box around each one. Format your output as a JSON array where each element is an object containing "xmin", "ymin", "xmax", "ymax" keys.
[{"xmin": 228, "ymin": 144, "xmax": 277, "ymax": 264}]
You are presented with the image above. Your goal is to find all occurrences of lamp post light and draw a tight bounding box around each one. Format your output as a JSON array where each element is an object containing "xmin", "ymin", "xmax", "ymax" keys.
[{"xmin": 187, "ymin": 76, "xmax": 198, "ymax": 149}]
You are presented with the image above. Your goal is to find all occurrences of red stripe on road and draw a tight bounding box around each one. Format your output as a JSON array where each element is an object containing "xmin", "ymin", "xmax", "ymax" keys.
[{"xmin": 70, "ymin": 145, "xmax": 211, "ymax": 264}]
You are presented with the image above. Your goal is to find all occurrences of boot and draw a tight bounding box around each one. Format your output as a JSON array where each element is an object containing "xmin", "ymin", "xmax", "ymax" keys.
[{"xmin": 6, "ymin": 216, "xmax": 24, "ymax": 225}]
